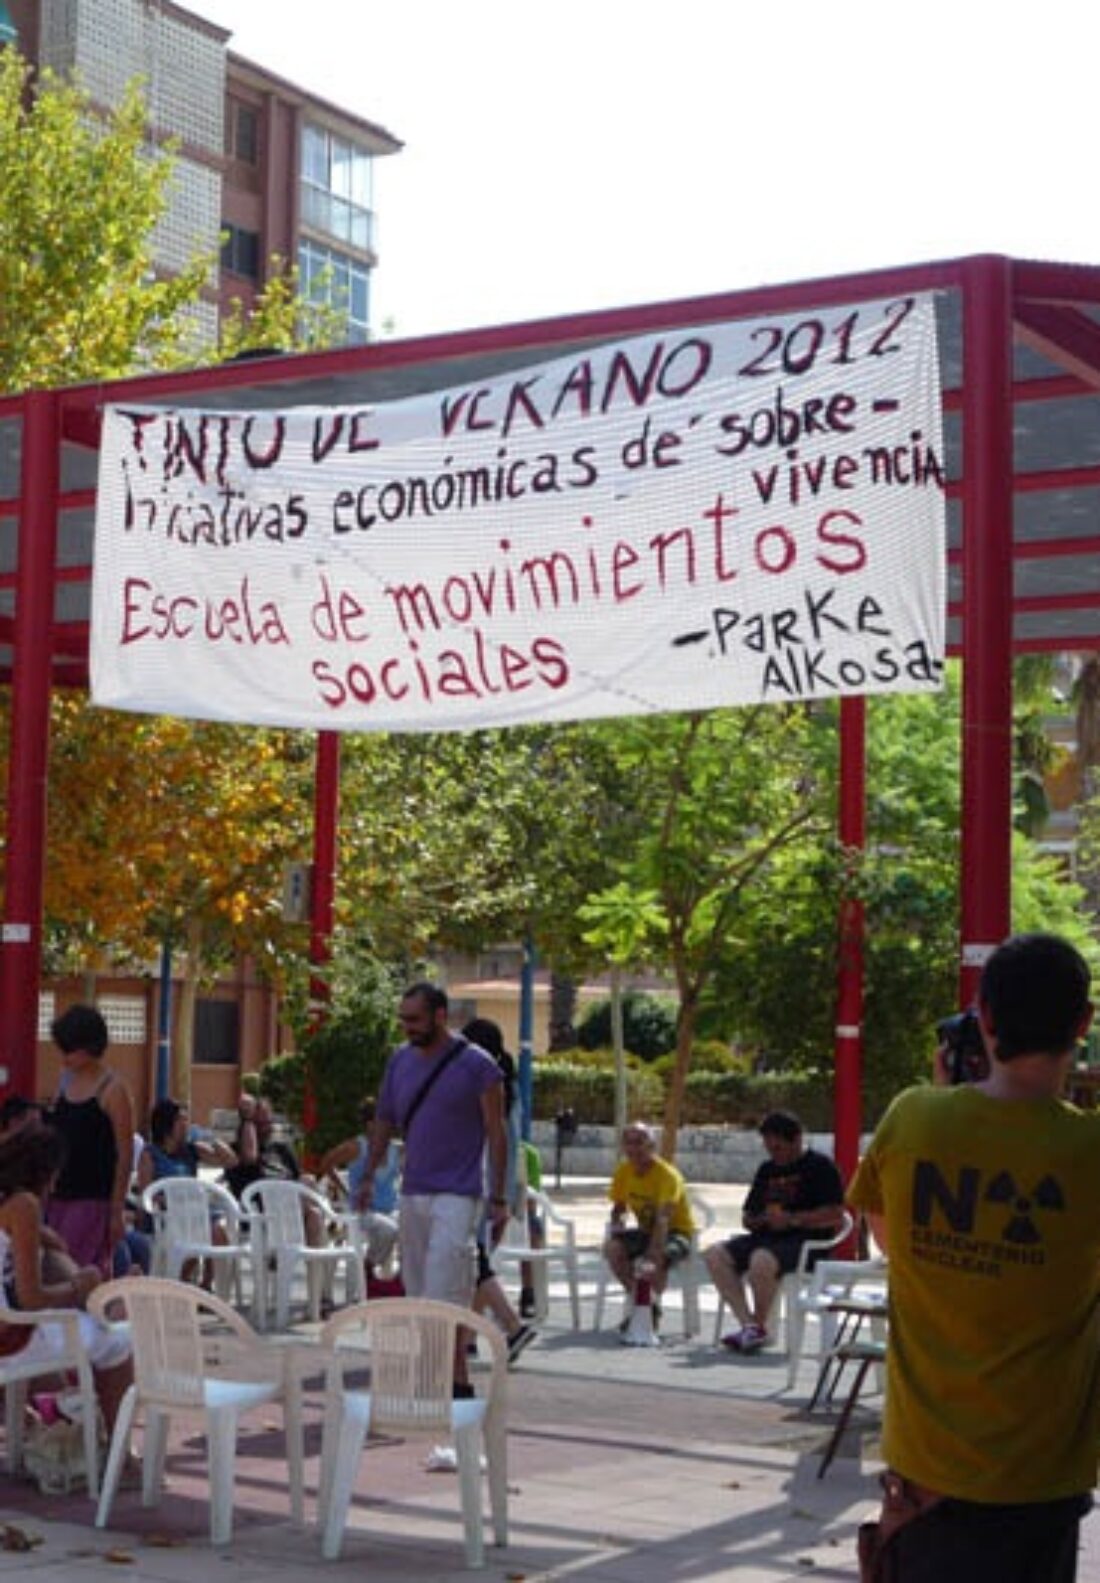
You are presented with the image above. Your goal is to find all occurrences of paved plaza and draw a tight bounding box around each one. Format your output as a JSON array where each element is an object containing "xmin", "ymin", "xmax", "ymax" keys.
[{"xmin": 0, "ymin": 1180, "xmax": 1095, "ymax": 1582}]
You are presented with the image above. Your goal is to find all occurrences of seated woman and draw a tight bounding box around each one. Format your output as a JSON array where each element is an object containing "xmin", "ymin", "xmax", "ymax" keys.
[
  {"xmin": 137, "ymin": 1099, "xmax": 238, "ymax": 1285},
  {"xmin": 0, "ymin": 1125, "xmax": 132, "ymax": 1435},
  {"xmin": 137, "ymin": 1098, "xmax": 237, "ymax": 1189}
]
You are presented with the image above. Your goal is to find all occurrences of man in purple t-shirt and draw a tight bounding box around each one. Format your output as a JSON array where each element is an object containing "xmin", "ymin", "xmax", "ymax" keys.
[{"xmin": 362, "ymin": 982, "xmax": 507, "ymax": 1388}]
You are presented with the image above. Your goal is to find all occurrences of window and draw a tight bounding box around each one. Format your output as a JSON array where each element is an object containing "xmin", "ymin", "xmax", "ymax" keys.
[
  {"xmin": 298, "ymin": 238, "xmax": 370, "ymax": 344},
  {"xmin": 98, "ymin": 997, "xmax": 147, "ymax": 1046},
  {"xmin": 193, "ymin": 999, "xmax": 240, "ymax": 1067},
  {"xmin": 221, "ymin": 224, "xmax": 260, "ymax": 280},
  {"xmin": 299, "ymin": 123, "xmax": 374, "ymax": 252},
  {"xmin": 227, "ymin": 100, "xmax": 259, "ymax": 164},
  {"xmin": 37, "ymin": 992, "xmax": 56, "ymax": 1042}
]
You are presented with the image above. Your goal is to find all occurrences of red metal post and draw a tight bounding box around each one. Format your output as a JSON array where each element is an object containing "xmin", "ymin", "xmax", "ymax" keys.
[
  {"xmin": 0, "ymin": 392, "xmax": 60, "ymax": 1095},
  {"xmin": 959, "ymin": 258, "xmax": 1015, "ymax": 1005},
  {"xmin": 303, "ymin": 729, "xmax": 341, "ymax": 1135},
  {"xmin": 833, "ymin": 695, "xmax": 865, "ymax": 1185}
]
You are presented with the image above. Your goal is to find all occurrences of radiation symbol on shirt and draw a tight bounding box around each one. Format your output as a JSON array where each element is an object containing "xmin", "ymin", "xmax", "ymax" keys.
[{"xmin": 983, "ymin": 1171, "xmax": 1065, "ymax": 1244}]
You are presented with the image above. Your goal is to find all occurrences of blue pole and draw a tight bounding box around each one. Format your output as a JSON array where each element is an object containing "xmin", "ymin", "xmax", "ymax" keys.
[
  {"xmin": 519, "ymin": 936, "xmax": 536, "ymax": 1140},
  {"xmin": 156, "ymin": 941, "xmax": 172, "ymax": 1102}
]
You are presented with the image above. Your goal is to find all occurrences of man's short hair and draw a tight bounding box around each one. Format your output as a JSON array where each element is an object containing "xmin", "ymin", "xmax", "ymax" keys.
[
  {"xmin": 759, "ymin": 1110, "xmax": 803, "ymax": 1143},
  {"xmin": 980, "ymin": 933, "xmax": 1090, "ymax": 1060},
  {"xmin": 401, "ymin": 981, "xmax": 448, "ymax": 1015},
  {"xmin": 50, "ymin": 1003, "xmax": 109, "ymax": 1057}
]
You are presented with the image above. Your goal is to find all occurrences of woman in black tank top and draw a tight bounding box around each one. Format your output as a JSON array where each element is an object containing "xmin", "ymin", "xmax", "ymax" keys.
[{"xmin": 43, "ymin": 1005, "xmax": 134, "ymax": 1277}]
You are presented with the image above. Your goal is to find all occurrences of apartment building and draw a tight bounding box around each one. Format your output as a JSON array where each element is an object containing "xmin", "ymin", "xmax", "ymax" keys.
[{"xmin": 5, "ymin": 0, "xmax": 402, "ymax": 344}]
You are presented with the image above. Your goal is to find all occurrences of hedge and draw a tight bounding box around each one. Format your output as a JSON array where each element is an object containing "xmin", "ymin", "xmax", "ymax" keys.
[{"xmin": 532, "ymin": 1061, "xmax": 835, "ymax": 1130}]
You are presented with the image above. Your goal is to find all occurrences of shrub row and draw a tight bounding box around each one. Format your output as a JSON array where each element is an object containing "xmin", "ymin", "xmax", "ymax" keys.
[{"xmin": 532, "ymin": 1062, "xmax": 834, "ymax": 1131}]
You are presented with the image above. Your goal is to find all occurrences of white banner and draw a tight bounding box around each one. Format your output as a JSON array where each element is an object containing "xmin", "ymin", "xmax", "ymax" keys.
[{"xmin": 91, "ymin": 295, "xmax": 945, "ymax": 733}]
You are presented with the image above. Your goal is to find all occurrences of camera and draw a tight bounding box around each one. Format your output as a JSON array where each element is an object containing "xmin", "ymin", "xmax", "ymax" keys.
[{"xmin": 936, "ymin": 1009, "xmax": 989, "ymax": 1085}]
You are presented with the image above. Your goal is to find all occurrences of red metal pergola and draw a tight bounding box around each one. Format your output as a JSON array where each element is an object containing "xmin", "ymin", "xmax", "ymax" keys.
[{"xmin": 4, "ymin": 252, "xmax": 1100, "ymax": 1176}]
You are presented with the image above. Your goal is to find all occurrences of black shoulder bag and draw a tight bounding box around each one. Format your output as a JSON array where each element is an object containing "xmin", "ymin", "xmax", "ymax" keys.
[{"xmin": 400, "ymin": 1035, "xmax": 467, "ymax": 1136}]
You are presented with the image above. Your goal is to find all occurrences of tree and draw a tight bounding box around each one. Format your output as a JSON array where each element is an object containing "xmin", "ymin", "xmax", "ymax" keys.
[
  {"xmin": 0, "ymin": 50, "xmax": 340, "ymax": 391},
  {"xmin": 580, "ymin": 706, "xmax": 832, "ymax": 1156},
  {"xmin": 39, "ymin": 696, "xmax": 318, "ymax": 1099}
]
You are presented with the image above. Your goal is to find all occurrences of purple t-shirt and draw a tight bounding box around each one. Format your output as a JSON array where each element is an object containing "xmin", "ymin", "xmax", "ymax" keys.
[{"xmin": 377, "ymin": 1036, "xmax": 501, "ymax": 1197}]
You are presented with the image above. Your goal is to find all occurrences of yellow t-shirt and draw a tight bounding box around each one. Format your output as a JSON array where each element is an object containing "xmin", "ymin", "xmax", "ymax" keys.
[
  {"xmin": 609, "ymin": 1156, "xmax": 695, "ymax": 1238},
  {"xmin": 849, "ymin": 1084, "xmax": 1100, "ymax": 1502}
]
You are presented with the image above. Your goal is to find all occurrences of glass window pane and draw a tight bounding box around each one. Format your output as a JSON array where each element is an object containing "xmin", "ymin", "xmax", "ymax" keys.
[{"xmin": 301, "ymin": 124, "xmax": 328, "ymax": 185}]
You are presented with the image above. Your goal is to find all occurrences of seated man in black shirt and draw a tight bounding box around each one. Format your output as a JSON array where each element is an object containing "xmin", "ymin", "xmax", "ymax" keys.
[{"xmin": 704, "ymin": 1109, "xmax": 845, "ymax": 1353}]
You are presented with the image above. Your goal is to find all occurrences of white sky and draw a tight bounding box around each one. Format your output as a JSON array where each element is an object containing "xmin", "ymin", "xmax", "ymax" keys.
[{"xmin": 183, "ymin": 0, "xmax": 1100, "ymax": 341}]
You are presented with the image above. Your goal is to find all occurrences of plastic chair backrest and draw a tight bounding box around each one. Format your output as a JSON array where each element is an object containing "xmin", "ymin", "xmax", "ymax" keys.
[
  {"xmin": 793, "ymin": 1209, "xmax": 855, "ymax": 1275},
  {"xmin": 143, "ymin": 1175, "xmax": 213, "ymax": 1246},
  {"xmin": 97, "ymin": 1278, "xmax": 207, "ymax": 1407},
  {"xmin": 321, "ymin": 1298, "xmax": 505, "ymax": 1438},
  {"xmin": 241, "ymin": 1179, "xmax": 314, "ymax": 1248}
]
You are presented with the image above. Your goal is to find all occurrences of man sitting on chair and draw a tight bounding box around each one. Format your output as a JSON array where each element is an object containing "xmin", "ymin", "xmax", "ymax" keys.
[
  {"xmin": 603, "ymin": 1122, "xmax": 694, "ymax": 1337},
  {"xmin": 704, "ymin": 1110, "xmax": 845, "ymax": 1353}
]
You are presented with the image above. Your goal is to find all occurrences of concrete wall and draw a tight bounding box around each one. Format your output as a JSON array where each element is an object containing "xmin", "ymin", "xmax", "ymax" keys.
[{"xmin": 529, "ymin": 1120, "xmax": 869, "ymax": 1185}]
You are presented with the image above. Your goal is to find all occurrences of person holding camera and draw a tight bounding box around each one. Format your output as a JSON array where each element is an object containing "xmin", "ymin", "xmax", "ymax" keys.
[{"xmin": 849, "ymin": 933, "xmax": 1100, "ymax": 1582}]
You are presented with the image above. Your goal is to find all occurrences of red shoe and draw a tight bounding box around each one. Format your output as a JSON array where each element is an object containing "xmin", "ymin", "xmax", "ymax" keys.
[{"xmin": 367, "ymin": 1274, "xmax": 405, "ymax": 1299}]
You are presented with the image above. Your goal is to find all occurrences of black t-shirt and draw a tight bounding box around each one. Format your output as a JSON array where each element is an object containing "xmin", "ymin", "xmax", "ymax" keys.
[{"xmin": 743, "ymin": 1148, "xmax": 844, "ymax": 1227}]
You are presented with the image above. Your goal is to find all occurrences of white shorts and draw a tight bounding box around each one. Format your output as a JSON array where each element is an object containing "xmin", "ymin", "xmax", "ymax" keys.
[
  {"xmin": 398, "ymin": 1194, "xmax": 478, "ymax": 1305},
  {"xmin": 20, "ymin": 1313, "xmax": 131, "ymax": 1372}
]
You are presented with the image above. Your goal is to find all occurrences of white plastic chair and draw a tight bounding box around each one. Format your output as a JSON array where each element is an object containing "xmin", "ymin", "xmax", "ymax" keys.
[
  {"xmin": 709, "ymin": 1209, "xmax": 856, "ymax": 1351},
  {"xmin": 242, "ymin": 1179, "xmax": 365, "ymax": 1331},
  {"xmin": 88, "ymin": 1277, "xmax": 304, "ymax": 1546},
  {"xmin": 787, "ymin": 1253, "xmax": 887, "ymax": 1392},
  {"xmin": 317, "ymin": 1297, "xmax": 508, "ymax": 1567},
  {"xmin": 493, "ymin": 1188, "xmax": 582, "ymax": 1327},
  {"xmin": 592, "ymin": 1190, "xmax": 715, "ymax": 1337},
  {"xmin": 142, "ymin": 1176, "xmax": 262, "ymax": 1323},
  {"xmin": 0, "ymin": 1303, "xmax": 102, "ymax": 1496}
]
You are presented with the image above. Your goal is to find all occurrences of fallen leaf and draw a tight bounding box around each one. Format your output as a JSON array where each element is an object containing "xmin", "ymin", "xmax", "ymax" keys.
[
  {"xmin": 0, "ymin": 1524, "xmax": 42, "ymax": 1552},
  {"xmin": 725, "ymin": 1480, "xmax": 742, "ymax": 1489},
  {"xmin": 144, "ymin": 1534, "xmax": 187, "ymax": 1548},
  {"xmin": 104, "ymin": 1549, "xmax": 136, "ymax": 1564}
]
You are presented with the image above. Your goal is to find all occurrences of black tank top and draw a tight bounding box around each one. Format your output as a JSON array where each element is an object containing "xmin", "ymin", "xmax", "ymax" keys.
[{"xmin": 50, "ymin": 1074, "xmax": 117, "ymax": 1199}]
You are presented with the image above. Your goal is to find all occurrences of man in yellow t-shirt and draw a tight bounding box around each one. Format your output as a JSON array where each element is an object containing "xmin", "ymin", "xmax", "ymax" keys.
[
  {"xmin": 603, "ymin": 1122, "xmax": 695, "ymax": 1332},
  {"xmin": 849, "ymin": 932, "xmax": 1100, "ymax": 1583}
]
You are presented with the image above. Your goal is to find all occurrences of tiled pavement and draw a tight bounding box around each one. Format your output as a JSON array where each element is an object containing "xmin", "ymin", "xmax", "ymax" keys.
[{"xmin": 0, "ymin": 1180, "xmax": 1095, "ymax": 1581}]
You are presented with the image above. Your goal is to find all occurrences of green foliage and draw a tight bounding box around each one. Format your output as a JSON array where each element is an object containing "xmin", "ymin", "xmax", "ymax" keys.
[
  {"xmin": 680, "ymin": 1070, "xmax": 837, "ymax": 1130},
  {"xmin": 651, "ymin": 1039, "xmax": 749, "ymax": 1078},
  {"xmin": 253, "ymin": 1049, "xmax": 305, "ymax": 1120},
  {"xmin": 531, "ymin": 1060, "xmax": 664, "ymax": 1124},
  {"xmin": 544, "ymin": 1045, "xmax": 646, "ymax": 1071},
  {"xmin": 294, "ymin": 943, "xmax": 401, "ymax": 1157},
  {"xmin": 0, "ymin": 52, "xmax": 210, "ymax": 391},
  {"xmin": 575, "ymin": 991, "xmax": 678, "ymax": 1058}
]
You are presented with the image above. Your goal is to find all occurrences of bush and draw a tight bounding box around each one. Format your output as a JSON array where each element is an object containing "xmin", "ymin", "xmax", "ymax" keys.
[
  {"xmin": 531, "ymin": 1060, "xmax": 664, "ymax": 1125},
  {"xmin": 548, "ymin": 1045, "xmax": 646, "ymax": 1070},
  {"xmin": 255, "ymin": 952, "xmax": 400, "ymax": 1158},
  {"xmin": 576, "ymin": 992, "xmax": 678, "ymax": 1059},
  {"xmin": 681, "ymin": 1070, "xmax": 835, "ymax": 1130},
  {"xmin": 651, "ymin": 1039, "xmax": 750, "ymax": 1080}
]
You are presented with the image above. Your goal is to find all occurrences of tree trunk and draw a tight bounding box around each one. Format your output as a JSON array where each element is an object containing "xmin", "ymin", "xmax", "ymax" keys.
[
  {"xmin": 172, "ymin": 918, "xmax": 203, "ymax": 1106},
  {"xmin": 547, "ymin": 970, "xmax": 577, "ymax": 1052},
  {"xmin": 660, "ymin": 994, "xmax": 699, "ymax": 1164}
]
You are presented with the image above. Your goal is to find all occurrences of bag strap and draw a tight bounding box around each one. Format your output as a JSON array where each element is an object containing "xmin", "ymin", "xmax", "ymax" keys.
[{"xmin": 402, "ymin": 1036, "xmax": 467, "ymax": 1135}]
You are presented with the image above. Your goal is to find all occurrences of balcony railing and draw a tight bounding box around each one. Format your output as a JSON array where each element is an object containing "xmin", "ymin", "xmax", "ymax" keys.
[{"xmin": 299, "ymin": 184, "xmax": 374, "ymax": 253}]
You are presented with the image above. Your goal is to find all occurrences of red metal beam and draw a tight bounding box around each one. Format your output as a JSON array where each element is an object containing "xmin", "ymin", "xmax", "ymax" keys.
[
  {"xmin": 1014, "ymin": 304, "xmax": 1100, "ymax": 391},
  {"xmin": 0, "ymin": 393, "xmax": 60, "ymax": 1096},
  {"xmin": 959, "ymin": 256, "xmax": 1015, "ymax": 1003}
]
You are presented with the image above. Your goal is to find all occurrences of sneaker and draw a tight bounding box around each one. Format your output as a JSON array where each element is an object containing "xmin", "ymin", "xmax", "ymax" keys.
[
  {"xmin": 452, "ymin": 1381, "xmax": 475, "ymax": 1400},
  {"xmin": 723, "ymin": 1323, "xmax": 768, "ymax": 1353},
  {"xmin": 519, "ymin": 1288, "xmax": 537, "ymax": 1320},
  {"xmin": 507, "ymin": 1325, "xmax": 537, "ymax": 1366}
]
